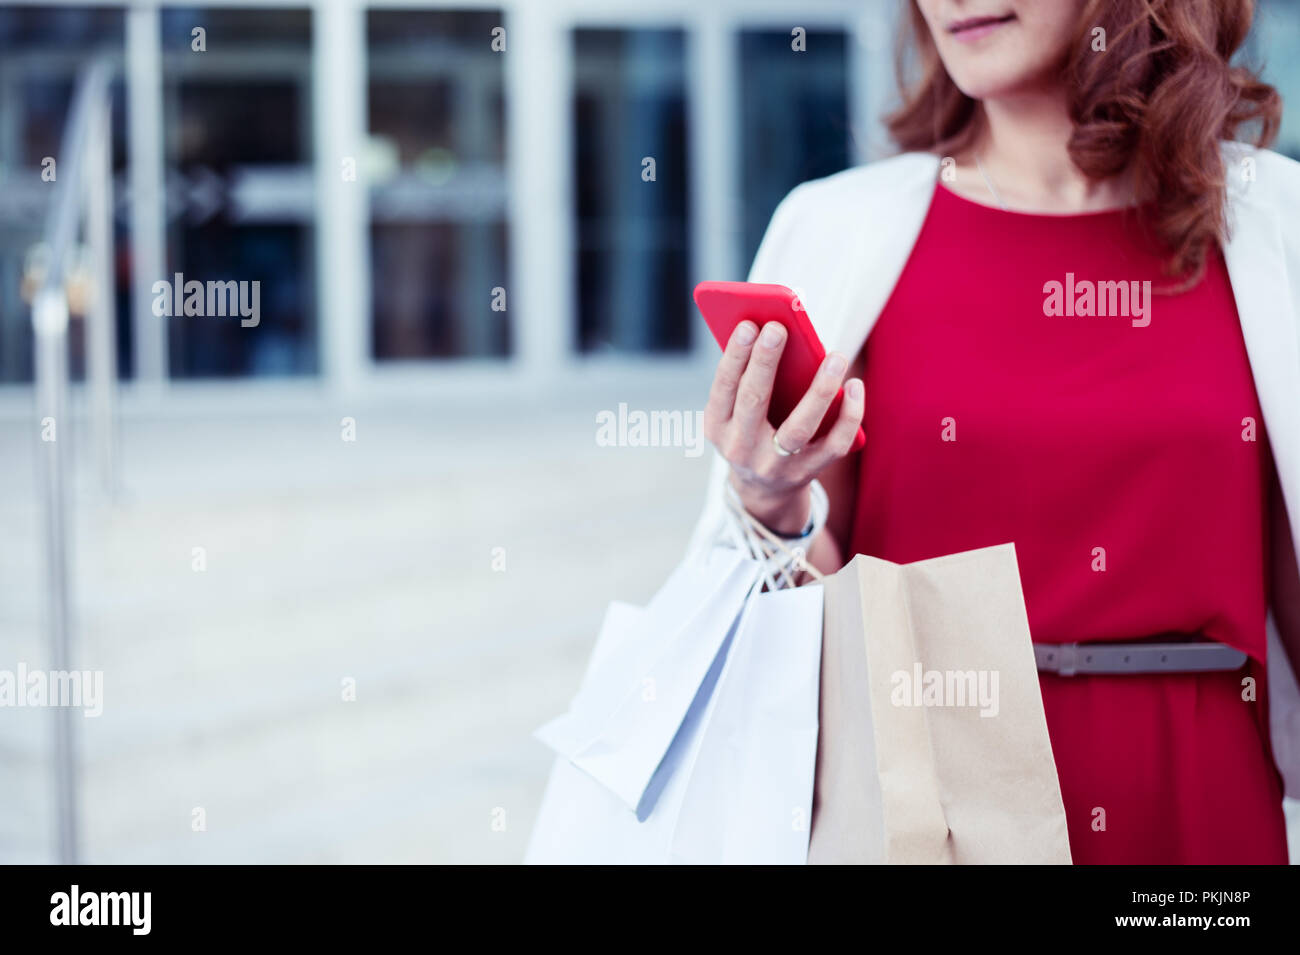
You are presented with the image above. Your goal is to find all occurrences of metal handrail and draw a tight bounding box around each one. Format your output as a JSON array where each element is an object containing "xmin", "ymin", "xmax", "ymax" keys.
[{"xmin": 32, "ymin": 55, "xmax": 117, "ymax": 866}]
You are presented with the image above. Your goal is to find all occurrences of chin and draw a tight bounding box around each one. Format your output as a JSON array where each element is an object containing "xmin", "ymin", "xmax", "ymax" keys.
[{"xmin": 946, "ymin": 67, "xmax": 1037, "ymax": 101}]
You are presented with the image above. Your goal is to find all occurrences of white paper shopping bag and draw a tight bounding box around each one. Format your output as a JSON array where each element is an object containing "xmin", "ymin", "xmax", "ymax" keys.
[
  {"xmin": 525, "ymin": 609, "xmax": 737, "ymax": 864},
  {"xmin": 526, "ymin": 582, "xmax": 824, "ymax": 865},
  {"xmin": 667, "ymin": 584, "xmax": 824, "ymax": 864},
  {"xmin": 534, "ymin": 545, "xmax": 761, "ymax": 816}
]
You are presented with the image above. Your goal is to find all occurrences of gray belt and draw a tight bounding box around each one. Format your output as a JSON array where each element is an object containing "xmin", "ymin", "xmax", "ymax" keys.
[{"xmin": 1035, "ymin": 641, "xmax": 1247, "ymax": 676}]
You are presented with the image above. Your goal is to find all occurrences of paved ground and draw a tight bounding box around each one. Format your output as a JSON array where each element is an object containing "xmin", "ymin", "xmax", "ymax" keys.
[{"xmin": 0, "ymin": 369, "xmax": 715, "ymax": 863}]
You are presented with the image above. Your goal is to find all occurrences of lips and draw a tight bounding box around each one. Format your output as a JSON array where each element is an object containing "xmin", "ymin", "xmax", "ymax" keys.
[{"xmin": 948, "ymin": 12, "xmax": 1016, "ymax": 35}]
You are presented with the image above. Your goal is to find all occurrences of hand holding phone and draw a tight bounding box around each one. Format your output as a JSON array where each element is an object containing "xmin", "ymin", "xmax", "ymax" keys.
[{"xmin": 694, "ymin": 280, "xmax": 866, "ymax": 536}]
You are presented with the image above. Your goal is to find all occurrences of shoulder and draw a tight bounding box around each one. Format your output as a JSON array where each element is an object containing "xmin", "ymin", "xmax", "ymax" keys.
[
  {"xmin": 1224, "ymin": 142, "xmax": 1300, "ymax": 206},
  {"xmin": 1222, "ymin": 144, "xmax": 1300, "ymax": 270},
  {"xmin": 749, "ymin": 152, "xmax": 938, "ymax": 282}
]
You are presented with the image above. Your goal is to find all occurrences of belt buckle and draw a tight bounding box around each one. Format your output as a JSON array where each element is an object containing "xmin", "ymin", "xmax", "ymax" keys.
[{"xmin": 1057, "ymin": 642, "xmax": 1079, "ymax": 677}]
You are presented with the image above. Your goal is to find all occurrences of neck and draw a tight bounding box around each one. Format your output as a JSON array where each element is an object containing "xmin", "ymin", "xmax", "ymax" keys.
[{"xmin": 976, "ymin": 88, "xmax": 1133, "ymax": 212}]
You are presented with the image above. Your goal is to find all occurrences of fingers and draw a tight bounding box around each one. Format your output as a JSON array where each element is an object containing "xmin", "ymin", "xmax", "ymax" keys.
[
  {"xmin": 703, "ymin": 321, "xmax": 758, "ymax": 436},
  {"xmin": 773, "ymin": 351, "xmax": 848, "ymax": 454},
  {"xmin": 703, "ymin": 319, "xmax": 862, "ymax": 505},
  {"xmin": 729, "ymin": 321, "xmax": 786, "ymax": 442},
  {"xmin": 805, "ymin": 377, "xmax": 865, "ymax": 466}
]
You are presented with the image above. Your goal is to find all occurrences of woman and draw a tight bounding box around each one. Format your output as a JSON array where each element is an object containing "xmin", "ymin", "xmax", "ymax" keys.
[{"xmin": 691, "ymin": 0, "xmax": 1300, "ymax": 863}]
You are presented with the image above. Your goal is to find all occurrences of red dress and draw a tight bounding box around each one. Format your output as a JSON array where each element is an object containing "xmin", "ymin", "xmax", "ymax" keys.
[{"xmin": 848, "ymin": 182, "xmax": 1289, "ymax": 864}]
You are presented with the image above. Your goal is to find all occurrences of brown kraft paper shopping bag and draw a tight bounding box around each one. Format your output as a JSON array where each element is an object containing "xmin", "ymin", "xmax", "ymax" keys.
[{"xmin": 807, "ymin": 543, "xmax": 1072, "ymax": 864}]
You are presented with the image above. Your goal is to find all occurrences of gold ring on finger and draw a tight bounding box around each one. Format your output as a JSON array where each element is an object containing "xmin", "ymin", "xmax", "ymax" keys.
[{"xmin": 773, "ymin": 433, "xmax": 801, "ymax": 457}]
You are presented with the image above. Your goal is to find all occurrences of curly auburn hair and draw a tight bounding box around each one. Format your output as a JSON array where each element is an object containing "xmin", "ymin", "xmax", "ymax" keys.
[{"xmin": 887, "ymin": 0, "xmax": 1282, "ymax": 286}]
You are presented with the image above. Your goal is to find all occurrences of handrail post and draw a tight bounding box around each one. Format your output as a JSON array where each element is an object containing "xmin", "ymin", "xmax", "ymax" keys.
[
  {"xmin": 32, "ymin": 58, "xmax": 111, "ymax": 866},
  {"xmin": 33, "ymin": 288, "xmax": 78, "ymax": 866}
]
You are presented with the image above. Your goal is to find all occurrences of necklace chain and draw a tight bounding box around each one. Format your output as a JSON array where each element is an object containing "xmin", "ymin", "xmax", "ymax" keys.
[
  {"xmin": 974, "ymin": 153, "xmax": 1008, "ymax": 210},
  {"xmin": 972, "ymin": 154, "xmax": 1141, "ymax": 212}
]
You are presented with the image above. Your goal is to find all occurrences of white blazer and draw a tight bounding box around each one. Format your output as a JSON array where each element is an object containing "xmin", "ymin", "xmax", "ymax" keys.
[{"xmin": 686, "ymin": 145, "xmax": 1300, "ymax": 800}]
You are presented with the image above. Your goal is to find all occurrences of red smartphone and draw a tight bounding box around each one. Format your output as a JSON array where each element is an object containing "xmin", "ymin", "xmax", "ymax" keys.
[{"xmin": 693, "ymin": 281, "xmax": 865, "ymax": 453}]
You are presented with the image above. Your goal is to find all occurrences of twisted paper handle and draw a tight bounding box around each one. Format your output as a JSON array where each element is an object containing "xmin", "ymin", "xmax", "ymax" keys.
[{"xmin": 722, "ymin": 485, "xmax": 825, "ymax": 586}]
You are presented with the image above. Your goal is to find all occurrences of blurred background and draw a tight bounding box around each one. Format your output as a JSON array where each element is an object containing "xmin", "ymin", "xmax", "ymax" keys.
[{"xmin": 1, "ymin": 0, "xmax": 1299, "ymax": 864}]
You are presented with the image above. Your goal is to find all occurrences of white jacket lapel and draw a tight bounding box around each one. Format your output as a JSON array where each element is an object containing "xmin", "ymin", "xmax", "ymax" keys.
[
  {"xmin": 1222, "ymin": 147, "xmax": 1300, "ymax": 555},
  {"xmin": 824, "ymin": 153, "xmax": 940, "ymax": 358}
]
